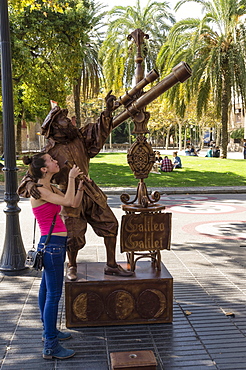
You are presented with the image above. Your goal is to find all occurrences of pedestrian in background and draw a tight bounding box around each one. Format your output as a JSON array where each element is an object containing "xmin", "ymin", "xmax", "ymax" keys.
[
  {"xmin": 213, "ymin": 146, "xmax": 220, "ymax": 158},
  {"xmin": 190, "ymin": 145, "xmax": 198, "ymax": 156},
  {"xmin": 173, "ymin": 151, "xmax": 182, "ymax": 168},
  {"xmin": 155, "ymin": 151, "xmax": 163, "ymax": 163},
  {"xmin": 161, "ymin": 156, "xmax": 173, "ymax": 172},
  {"xmin": 205, "ymin": 147, "xmax": 213, "ymax": 157}
]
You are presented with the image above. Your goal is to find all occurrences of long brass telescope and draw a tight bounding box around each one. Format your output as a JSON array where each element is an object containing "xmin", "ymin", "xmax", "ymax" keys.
[
  {"xmin": 112, "ymin": 61, "xmax": 192, "ymax": 129},
  {"xmin": 113, "ymin": 69, "xmax": 159, "ymax": 110}
]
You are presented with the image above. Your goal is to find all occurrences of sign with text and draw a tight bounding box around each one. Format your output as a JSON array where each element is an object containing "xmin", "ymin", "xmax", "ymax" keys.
[{"xmin": 120, "ymin": 212, "xmax": 171, "ymax": 252}]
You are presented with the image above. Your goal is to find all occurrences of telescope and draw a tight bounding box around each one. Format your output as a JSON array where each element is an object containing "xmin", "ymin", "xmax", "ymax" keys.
[
  {"xmin": 113, "ymin": 69, "xmax": 159, "ymax": 110},
  {"xmin": 112, "ymin": 61, "xmax": 192, "ymax": 129}
]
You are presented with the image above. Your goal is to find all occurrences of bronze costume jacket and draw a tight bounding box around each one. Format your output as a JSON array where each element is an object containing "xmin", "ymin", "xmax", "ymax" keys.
[{"xmin": 17, "ymin": 113, "xmax": 111, "ymax": 217}]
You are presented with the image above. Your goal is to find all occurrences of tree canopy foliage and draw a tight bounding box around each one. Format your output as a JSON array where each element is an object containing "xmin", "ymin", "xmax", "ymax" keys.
[
  {"xmin": 99, "ymin": 0, "xmax": 175, "ymax": 92},
  {"xmin": 157, "ymin": 0, "xmax": 246, "ymax": 157},
  {"xmin": 7, "ymin": 0, "xmax": 105, "ymax": 124},
  {"xmin": 1, "ymin": 0, "xmax": 246, "ymax": 156}
]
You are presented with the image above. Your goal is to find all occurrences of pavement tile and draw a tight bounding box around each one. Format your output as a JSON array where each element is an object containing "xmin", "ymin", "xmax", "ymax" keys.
[
  {"xmin": 1, "ymin": 364, "xmax": 54, "ymax": 370},
  {"xmin": 220, "ymin": 366, "xmax": 246, "ymax": 370},
  {"xmin": 1, "ymin": 189, "xmax": 246, "ymax": 369},
  {"xmin": 212, "ymin": 351, "xmax": 246, "ymax": 360},
  {"xmin": 57, "ymin": 362, "xmax": 109, "ymax": 370},
  {"xmin": 161, "ymin": 359, "xmax": 216, "ymax": 367}
]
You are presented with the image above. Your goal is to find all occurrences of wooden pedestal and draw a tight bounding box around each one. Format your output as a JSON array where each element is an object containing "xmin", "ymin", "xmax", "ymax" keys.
[{"xmin": 65, "ymin": 261, "xmax": 173, "ymax": 327}]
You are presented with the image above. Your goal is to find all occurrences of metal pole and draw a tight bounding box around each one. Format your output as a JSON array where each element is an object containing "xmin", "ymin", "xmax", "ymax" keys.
[{"xmin": 0, "ymin": 0, "xmax": 26, "ymax": 273}]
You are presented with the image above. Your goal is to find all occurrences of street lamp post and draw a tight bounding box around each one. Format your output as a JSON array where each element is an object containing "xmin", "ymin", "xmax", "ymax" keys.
[{"xmin": 0, "ymin": 0, "xmax": 26, "ymax": 273}]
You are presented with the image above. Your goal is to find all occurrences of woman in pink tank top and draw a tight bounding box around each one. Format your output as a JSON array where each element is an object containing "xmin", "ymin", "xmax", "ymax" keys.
[{"xmin": 23, "ymin": 152, "xmax": 83, "ymax": 360}]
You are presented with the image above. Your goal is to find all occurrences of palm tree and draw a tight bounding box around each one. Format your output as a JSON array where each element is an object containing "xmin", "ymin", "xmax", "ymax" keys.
[
  {"xmin": 71, "ymin": 1, "xmax": 107, "ymax": 126},
  {"xmin": 158, "ymin": 0, "xmax": 246, "ymax": 158},
  {"xmin": 52, "ymin": 0, "xmax": 107, "ymax": 126},
  {"xmin": 99, "ymin": 0, "xmax": 175, "ymax": 92}
]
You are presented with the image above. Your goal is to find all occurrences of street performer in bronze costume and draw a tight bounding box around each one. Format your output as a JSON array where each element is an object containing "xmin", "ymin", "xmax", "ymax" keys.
[{"xmin": 17, "ymin": 93, "xmax": 133, "ymax": 280}]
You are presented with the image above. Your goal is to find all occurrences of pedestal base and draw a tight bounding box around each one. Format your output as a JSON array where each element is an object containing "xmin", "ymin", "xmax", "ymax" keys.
[{"xmin": 65, "ymin": 261, "xmax": 173, "ymax": 327}]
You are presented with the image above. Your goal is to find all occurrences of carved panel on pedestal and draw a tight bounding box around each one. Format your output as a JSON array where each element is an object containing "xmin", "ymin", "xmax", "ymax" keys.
[{"xmin": 65, "ymin": 262, "xmax": 173, "ymax": 327}]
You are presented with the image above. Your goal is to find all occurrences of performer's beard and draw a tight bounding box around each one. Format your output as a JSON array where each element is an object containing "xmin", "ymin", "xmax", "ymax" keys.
[{"xmin": 51, "ymin": 124, "xmax": 79, "ymax": 142}]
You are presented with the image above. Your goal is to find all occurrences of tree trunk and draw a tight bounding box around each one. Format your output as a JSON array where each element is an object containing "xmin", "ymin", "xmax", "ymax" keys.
[
  {"xmin": 165, "ymin": 125, "xmax": 172, "ymax": 150},
  {"xmin": 174, "ymin": 126, "xmax": 177, "ymax": 148},
  {"xmin": 16, "ymin": 116, "xmax": 22, "ymax": 155},
  {"xmin": 221, "ymin": 71, "xmax": 230, "ymax": 158},
  {"xmin": 16, "ymin": 106, "xmax": 24, "ymax": 155},
  {"xmin": 184, "ymin": 127, "xmax": 187, "ymax": 148},
  {"xmin": 216, "ymin": 125, "xmax": 221, "ymax": 147},
  {"xmin": 128, "ymin": 121, "xmax": 131, "ymax": 145},
  {"xmin": 190, "ymin": 126, "xmax": 193, "ymax": 145},
  {"xmin": 73, "ymin": 76, "xmax": 82, "ymax": 128},
  {"xmin": 200, "ymin": 127, "xmax": 205, "ymax": 149},
  {"xmin": 178, "ymin": 121, "xmax": 182, "ymax": 151}
]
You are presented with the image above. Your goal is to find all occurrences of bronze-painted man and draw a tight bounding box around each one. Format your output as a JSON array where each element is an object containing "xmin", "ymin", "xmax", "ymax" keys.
[{"xmin": 17, "ymin": 95, "xmax": 133, "ymax": 280}]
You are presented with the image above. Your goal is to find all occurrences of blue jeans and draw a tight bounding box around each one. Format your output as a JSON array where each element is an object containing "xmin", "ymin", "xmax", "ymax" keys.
[{"xmin": 38, "ymin": 235, "xmax": 67, "ymax": 349}]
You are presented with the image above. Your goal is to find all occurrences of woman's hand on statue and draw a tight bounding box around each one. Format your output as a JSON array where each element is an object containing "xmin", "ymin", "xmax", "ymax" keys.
[{"xmin": 69, "ymin": 165, "xmax": 83, "ymax": 179}]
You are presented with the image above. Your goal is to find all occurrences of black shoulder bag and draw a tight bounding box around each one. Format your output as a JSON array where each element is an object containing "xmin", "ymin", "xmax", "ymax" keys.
[{"xmin": 25, "ymin": 213, "xmax": 57, "ymax": 271}]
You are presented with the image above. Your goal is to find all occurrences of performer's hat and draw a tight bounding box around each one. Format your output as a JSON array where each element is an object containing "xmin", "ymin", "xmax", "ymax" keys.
[{"xmin": 41, "ymin": 106, "xmax": 68, "ymax": 138}]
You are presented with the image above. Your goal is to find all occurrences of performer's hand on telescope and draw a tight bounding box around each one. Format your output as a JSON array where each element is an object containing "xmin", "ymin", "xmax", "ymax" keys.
[{"xmin": 105, "ymin": 90, "xmax": 116, "ymax": 115}]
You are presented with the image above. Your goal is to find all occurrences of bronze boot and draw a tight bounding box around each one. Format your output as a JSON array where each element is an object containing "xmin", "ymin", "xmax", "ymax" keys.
[
  {"xmin": 104, "ymin": 264, "xmax": 134, "ymax": 277},
  {"xmin": 67, "ymin": 266, "xmax": 77, "ymax": 281}
]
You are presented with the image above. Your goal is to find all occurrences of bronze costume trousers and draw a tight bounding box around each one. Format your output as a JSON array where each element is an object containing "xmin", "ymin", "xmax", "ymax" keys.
[{"xmin": 64, "ymin": 193, "xmax": 118, "ymax": 253}]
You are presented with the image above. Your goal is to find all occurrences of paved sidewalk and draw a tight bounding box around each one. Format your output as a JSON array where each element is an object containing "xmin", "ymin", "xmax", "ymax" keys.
[{"xmin": 1, "ymin": 189, "xmax": 246, "ymax": 369}]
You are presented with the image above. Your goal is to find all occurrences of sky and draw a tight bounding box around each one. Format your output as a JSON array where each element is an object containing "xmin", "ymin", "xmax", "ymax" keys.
[{"xmin": 100, "ymin": 0, "xmax": 203, "ymax": 21}]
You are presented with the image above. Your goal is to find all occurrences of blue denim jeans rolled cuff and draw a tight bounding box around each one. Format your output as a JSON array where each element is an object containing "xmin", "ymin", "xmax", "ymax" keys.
[{"xmin": 38, "ymin": 235, "xmax": 67, "ymax": 349}]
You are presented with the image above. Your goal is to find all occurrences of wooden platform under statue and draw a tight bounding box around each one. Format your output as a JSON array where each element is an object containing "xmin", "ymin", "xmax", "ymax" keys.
[{"xmin": 65, "ymin": 261, "xmax": 173, "ymax": 327}]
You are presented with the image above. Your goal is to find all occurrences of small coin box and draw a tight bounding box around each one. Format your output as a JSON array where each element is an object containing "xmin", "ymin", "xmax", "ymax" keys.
[{"xmin": 110, "ymin": 350, "xmax": 157, "ymax": 370}]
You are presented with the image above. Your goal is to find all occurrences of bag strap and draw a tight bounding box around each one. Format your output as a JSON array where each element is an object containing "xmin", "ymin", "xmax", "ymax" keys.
[
  {"xmin": 33, "ymin": 218, "xmax": 37, "ymax": 249},
  {"xmin": 44, "ymin": 213, "xmax": 58, "ymax": 246}
]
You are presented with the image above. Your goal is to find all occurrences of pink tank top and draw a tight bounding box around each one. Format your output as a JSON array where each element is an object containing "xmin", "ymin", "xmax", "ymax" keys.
[{"xmin": 32, "ymin": 203, "xmax": 67, "ymax": 235}]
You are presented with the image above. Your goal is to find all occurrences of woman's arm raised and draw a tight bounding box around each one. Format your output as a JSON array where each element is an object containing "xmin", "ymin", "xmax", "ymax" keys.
[{"xmin": 38, "ymin": 165, "xmax": 83, "ymax": 206}]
